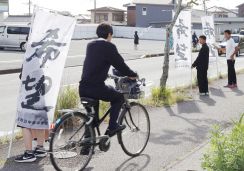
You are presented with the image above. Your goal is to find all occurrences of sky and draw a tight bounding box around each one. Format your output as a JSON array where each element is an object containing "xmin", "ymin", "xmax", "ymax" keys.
[{"xmin": 8, "ymin": 0, "xmax": 244, "ymax": 15}]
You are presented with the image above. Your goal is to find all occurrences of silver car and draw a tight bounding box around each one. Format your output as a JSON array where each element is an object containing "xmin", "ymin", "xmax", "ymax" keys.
[{"xmin": 0, "ymin": 24, "xmax": 30, "ymax": 51}]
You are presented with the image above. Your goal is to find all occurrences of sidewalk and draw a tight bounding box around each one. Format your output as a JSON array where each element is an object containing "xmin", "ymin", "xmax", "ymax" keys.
[{"xmin": 1, "ymin": 74, "xmax": 244, "ymax": 171}]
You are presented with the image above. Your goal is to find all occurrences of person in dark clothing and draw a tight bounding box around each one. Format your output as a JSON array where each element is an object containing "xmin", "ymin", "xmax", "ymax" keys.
[
  {"xmin": 192, "ymin": 35, "xmax": 209, "ymax": 96},
  {"xmin": 134, "ymin": 31, "xmax": 139, "ymax": 50},
  {"xmin": 79, "ymin": 23, "xmax": 138, "ymax": 138},
  {"xmin": 192, "ymin": 32, "xmax": 198, "ymax": 48}
]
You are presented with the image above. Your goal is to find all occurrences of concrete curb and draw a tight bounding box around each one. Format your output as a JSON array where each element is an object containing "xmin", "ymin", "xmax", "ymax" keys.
[{"xmin": 0, "ymin": 68, "xmax": 21, "ymax": 75}]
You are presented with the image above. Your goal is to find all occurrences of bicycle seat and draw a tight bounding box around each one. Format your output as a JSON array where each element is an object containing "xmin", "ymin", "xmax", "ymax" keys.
[{"xmin": 80, "ymin": 97, "xmax": 97, "ymax": 106}]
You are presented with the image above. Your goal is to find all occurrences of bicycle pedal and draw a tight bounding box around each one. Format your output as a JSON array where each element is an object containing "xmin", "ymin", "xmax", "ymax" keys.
[
  {"xmin": 96, "ymin": 135, "xmax": 110, "ymax": 144},
  {"xmin": 98, "ymin": 137, "xmax": 111, "ymax": 152}
]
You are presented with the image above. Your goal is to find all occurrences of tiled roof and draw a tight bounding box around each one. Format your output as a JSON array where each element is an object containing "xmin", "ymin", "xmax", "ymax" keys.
[
  {"xmin": 88, "ymin": 6, "xmax": 125, "ymax": 12},
  {"xmin": 133, "ymin": 0, "xmax": 173, "ymax": 5}
]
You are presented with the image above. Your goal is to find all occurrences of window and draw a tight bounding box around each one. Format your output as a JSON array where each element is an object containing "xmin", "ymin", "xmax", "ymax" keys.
[
  {"xmin": 7, "ymin": 27, "xmax": 21, "ymax": 34},
  {"xmin": 20, "ymin": 27, "xmax": 30, "ymax": 34},
  {"xmin": 142, "ymin": 7, "xmax": 147, "ymax": 16},
  {"xmin": 95, "ymin": 13, "xmax": 108, "ymax": 23},
  {"xmin": 0, "ymin": 26, "xmax": 5, "ymax": 33},
  {"xmin": 7, "ymin": 27, "xmax": 30, "ymax": 35},
  {"xmin": 112, "ymin": 14, "xmax": 124, "ymax": 21}
]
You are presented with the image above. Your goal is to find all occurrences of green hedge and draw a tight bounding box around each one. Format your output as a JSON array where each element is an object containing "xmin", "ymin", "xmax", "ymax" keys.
[{"xmin": 202, "ymin": 114, "xmax": 244, "ymax": 171}]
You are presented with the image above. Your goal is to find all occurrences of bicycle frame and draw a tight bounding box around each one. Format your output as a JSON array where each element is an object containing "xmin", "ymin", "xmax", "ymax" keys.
[{"xmin": 94, "ymin": 99, "xmax": 136, "ymax": 136}]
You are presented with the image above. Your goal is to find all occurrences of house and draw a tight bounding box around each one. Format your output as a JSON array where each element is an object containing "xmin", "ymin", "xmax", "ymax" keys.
[
  {"xmin": 237, "ymin": 3, "xmax": 244, "ymax": 17},
  {"xmin": 207, "ymin": 6, "xmax": 244, "ymax": 34},
  {"xmin": 76, "ymin": 14, "xmax": 91, "ymax": 24},
  {"xmin": 88, "ymin": 6, "xmax": 125, "ymax": 25},
  {"xmin": 207, "ymin": 6, "xmax": 238, "ymax": 18},
  {"xmin": 125, "ymin": 0, "xmax": 174, "ymax": 27}
]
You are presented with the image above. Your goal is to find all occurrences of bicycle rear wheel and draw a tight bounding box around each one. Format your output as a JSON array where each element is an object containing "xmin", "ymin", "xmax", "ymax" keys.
[
  {"xmin": 118, "ymin": 102, "xmax": 150, "ymax": 157},
  {"xmin": 50, "ymin": 112, "xmax": 95, "ymax": 171}
]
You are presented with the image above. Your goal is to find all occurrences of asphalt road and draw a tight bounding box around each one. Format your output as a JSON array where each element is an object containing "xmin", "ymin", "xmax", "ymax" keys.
[
  {"xmin": 1, "ymin": 53, "xmax": 244, "ymax": 135},
  {"xmin": 0, "ymin": 38, "xmax": 165, "ymax": 71}
]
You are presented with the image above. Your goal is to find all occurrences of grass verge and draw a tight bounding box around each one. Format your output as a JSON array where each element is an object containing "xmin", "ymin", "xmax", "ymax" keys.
[
  {"xmin": 202, "ymin": 114, "xmax": 244, "ymax": 171},
  {"xmin": 140, "ymin": 87, "xmax": 190, "ymax": 107}
]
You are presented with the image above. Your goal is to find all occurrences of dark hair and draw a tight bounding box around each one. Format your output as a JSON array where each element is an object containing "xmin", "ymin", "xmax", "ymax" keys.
[
  {"xmin": 224, "ymin": 30, "xmax": 231, "ymax": 35},
  {"xmin": 199, "ymin": 35, "xmax": 206, "ymax": 40},
  {"xmin": 96, "ymin": 23, "xmax": 113, "ymax": 39}
]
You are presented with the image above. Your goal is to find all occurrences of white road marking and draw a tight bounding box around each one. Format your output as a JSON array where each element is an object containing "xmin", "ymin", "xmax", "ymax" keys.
[{"xmin": 0, "ymin": 55, "xmax": 85, "ymax": 64}]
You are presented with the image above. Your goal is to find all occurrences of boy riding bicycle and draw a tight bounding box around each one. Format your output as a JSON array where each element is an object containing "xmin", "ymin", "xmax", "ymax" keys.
[{"xmin": 79, "ymin": 23, "xmax": 138, "ymax": 140}]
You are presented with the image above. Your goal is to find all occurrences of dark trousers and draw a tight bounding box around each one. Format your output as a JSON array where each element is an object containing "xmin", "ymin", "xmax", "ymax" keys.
[
  {"xmin": 197, "ymin": 68, "xmax": 208, "ymax": 93},
  {"xmin": 227, "ymin": 60, "xmax": 237, "ymax": 85},
  {"xmin": 79, "ymin": 84, "xmax": 124, "ymax": 130}
]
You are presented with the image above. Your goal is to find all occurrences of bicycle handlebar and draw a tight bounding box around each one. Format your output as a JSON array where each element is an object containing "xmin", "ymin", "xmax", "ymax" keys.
[{"xmin": 107, "ymin": 74, "xmax": 146, "ymax": 87}]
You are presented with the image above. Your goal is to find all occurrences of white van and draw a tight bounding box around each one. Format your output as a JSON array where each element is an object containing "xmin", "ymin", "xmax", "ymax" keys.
[{"xmin": 0, "ymin": 24, "xmax": 30, "ymax": 51}]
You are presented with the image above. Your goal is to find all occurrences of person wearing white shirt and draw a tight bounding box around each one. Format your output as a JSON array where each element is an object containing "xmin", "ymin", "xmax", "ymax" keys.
[{"xmin": 224, "ymin": 30, "xmax": 238, "ymax": 88}]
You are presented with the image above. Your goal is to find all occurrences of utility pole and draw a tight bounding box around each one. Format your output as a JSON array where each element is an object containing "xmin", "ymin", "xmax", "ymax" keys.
[
  {"xmin": 203, "ymin": 0, "xmax": 209, "ymax": 15},
  {"xmin": 28, "ymin": 0, "xmax": 31, "ymax": 16},
  {"xmin": 94, "ymin": 0, "xmax": 96, "ymax": 23}
]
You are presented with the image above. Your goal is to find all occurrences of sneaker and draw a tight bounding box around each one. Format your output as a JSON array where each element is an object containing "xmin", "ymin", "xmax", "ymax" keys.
[
  {"xmin": 80, "ymin": 137, "xmax": 94, "ymax": 155},
  {"xmin": 199, "ymin": 93, "xmax": 206, "ymax": 96},
  {"xmin": 43, "ymin": 140, "xmax": 49, "ymax": 151},
  {"xmin": 224, "ymin": 84, "xmax": 234, "ymax": 88},
  {"xmin": 15, "ymin": 151, "xmax": 36, "ymax": 163},
  {"xmin": 80, "ymin": 146, "xmax": 94, "ymax": 155},
  {"xmin": 34, "ymin": 147, "xmax": 47, "ymax": 158},
  {"xmin": 105, "ymin": 124, "xmax": 126, "ymax": 137},
  {"xmin": 233, "ymin": 84, "xmax": 238, "ymax": 88}
]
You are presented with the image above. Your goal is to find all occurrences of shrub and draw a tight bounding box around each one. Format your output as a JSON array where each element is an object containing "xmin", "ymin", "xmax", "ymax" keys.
[
  {"xmin": 55, "ymin": 86, "xmax": 80, "ymax": 120},
  {"xmin": 144, "ymin": 87, "xmax": 186, "ymax": 107},
  {"xmin": 202, "ymin": 114, "xmax": 244, "ymax": 171}
]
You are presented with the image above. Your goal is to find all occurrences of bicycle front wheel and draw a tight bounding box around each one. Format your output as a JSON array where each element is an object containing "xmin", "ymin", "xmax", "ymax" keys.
[
  {"xmin": 50, "ymin": 112, "xmax": 95, "ymax": 171},
  {"xmin": 118, "ymin": 102, "xmax": 150, "ymax": 157}
]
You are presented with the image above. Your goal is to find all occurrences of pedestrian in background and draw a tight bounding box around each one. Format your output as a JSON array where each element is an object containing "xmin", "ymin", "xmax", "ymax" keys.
[
  {"xmin": 223, "ymin": 30, "xmax": 238, "ymax": 88},
  {"xmin": 192, "ymin": 32, "xmax": 198, "ymax": 49},
  {"xmin": 192, "ymin": 35, "xmax": 209, "ymax": 96},
  {"xmin": 134, "ymin": 31, "xmax": 139, "ymax": 50}
]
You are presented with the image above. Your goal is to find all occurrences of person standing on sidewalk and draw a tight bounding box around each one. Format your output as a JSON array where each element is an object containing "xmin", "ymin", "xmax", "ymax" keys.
[
  {"xmin": 14, "ymin": 67, "xmax": 47, "ymax": 163},
  {"xmin": 223, "ymin": 30, "xmax": 238, "ymax": 88},
  {"xmin": 134, "ymin": 31, "xmax": 139, "ymax": 50},
  {"xmin": 192, "ymin": 35, "xmax": 209, "ymax": 96}
]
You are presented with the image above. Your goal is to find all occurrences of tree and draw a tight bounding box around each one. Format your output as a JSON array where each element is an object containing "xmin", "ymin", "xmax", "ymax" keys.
[{"xmin": 160, "ymin": 0, "xmax": 199, "ymax": 87}]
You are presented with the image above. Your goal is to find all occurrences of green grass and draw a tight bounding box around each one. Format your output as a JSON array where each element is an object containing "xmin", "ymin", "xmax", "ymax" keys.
[
  {"xmin": 202, "ymin": 114, "xmax": 244, "ymax": 171},
  {"xmin": 140, "ymin": 87, "xmax": 189, "ymax": 107},
  {"xmin": 55, "ymin": 86, "xmax": 80, "ymax": 120},
  {"xmin": 0, "ymin": 131, "xmax": 23, "ymax": 145},
  {"xmin": 99, "ymin": 101, "xmax": 110, "ymax": 123}
]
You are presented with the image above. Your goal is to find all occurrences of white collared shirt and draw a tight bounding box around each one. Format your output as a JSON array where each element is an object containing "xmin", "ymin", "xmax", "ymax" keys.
[
  {"xmin": 97, "ymin": 38, "xmax": 107, "ymax": 41},
  {"xmin": 226, "ymin": 38, "xmax": 236, "ymax": 60}
]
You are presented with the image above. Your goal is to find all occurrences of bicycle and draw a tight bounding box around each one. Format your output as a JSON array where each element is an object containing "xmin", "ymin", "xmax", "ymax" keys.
[{"xmin": 49, "ymin": 74, "xmax": 150, "ymax": 171}]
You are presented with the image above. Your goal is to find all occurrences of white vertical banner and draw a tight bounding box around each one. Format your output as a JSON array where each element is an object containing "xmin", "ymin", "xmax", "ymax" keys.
[
  {"xmin": 201, "ymin": 15, "xmax": 218, "ymax": 58},
  {"xmin": 173, "ymin": 10, "xmax": 192, "ymax": 68},
  {"xmin": 16, "ymin": 8, "xmax": 76, "ymax": 129}
]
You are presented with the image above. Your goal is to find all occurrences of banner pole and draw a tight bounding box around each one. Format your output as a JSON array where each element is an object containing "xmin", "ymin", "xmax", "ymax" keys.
[
  {"xmin": 7, "ymin": 114, "xmax": 17, "ymax": 158},
  {"xmin": 190, "ymin": 52, "xmax": 193, "ymax": 97}
]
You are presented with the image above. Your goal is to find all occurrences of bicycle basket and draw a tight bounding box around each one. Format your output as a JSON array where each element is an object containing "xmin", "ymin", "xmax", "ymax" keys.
[
  {"xmin": 112, "ymin": 69, "xmax": 144, "ymax": 99},
  {"xmin": 115, "ymin": 78, "xmax": 145, "ymax": 99}
]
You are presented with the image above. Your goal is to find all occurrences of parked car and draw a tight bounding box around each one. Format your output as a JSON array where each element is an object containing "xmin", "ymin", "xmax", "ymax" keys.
[
  {"xmin": 240, "ymin": 30, "xmax": 244, "ymax": 35},
  {"xmin": 0, "ymin": 24, "xmax": 30, "ymax": 51},
  {"xmin": 218, "ymin": 34, "xmax": 244, "ymax": 57}
]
